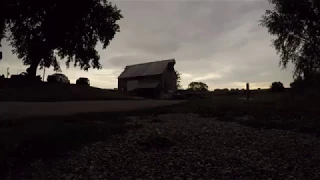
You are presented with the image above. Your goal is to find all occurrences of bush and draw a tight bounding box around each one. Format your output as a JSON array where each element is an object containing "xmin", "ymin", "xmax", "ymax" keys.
[
  {"xmin": 227, "ymin": 88, "xmax": 239, "ymax": 95},
  {"xmin": 214, "ymin": 88, "xmax": 229, "ymax": 93},
  {"xmin": 290, "ymin": 76, "xmax": 304, "ymax": 90},
  {"xmin": 291, "ymin": 74, "xmax": 320, "ymax": 89},
  {"xmin": 270, "ymin": 81, "xmax": 285, "ymax": 92}
]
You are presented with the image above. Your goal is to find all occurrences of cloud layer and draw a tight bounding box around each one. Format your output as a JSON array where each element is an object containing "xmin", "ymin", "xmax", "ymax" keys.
[{"xmin": 0, "ymin": 0, "xmax": 293, "ymax": 89}]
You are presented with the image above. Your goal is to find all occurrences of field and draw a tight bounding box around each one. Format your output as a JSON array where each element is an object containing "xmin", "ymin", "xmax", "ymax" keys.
[
  {"xmin": 1, "ymin": 91, "xmax": 320, "ymax": 179},
  {"xmin": 0, "ymin": 83, "xmax": 138, "ymax": 102},
  {"xmin": 0, "ymin": 100, "xmax": 184, "ymax": 120}
]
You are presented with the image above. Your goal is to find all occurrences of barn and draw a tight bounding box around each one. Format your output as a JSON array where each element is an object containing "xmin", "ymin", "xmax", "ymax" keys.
[{"xmin": 118, "ymin": 59, "xmax": 177, "ymax": 99}]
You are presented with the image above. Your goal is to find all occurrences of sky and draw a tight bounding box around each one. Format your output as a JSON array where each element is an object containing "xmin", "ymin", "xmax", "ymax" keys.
[{"xmin": 0, "ymin": 0, "xmax": 294, "ymax": 90}]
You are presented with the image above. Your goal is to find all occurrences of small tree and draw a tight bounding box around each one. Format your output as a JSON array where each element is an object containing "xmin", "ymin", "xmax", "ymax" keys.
[
  {"xmin": 188, "ymin": 82, "xmax": 208, "ymax": 91},
  {"xmin": 270, "ymin": 81, "xmax": 285, "ymax": 92},
  {"xmin": 175, "ymin": 70, "xmax": 182, "ymax": 90},
  {"xmin": 290, "ymin": 76, "xmax": 304, "ymax": 89},
  {"xmin": 229, "ymin": 88, "xmax": 239, "ymax": 95}
]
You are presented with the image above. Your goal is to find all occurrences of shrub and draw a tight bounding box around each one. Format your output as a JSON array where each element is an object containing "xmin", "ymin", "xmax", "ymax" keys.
[
  {"xmin": 270, "ymin": 81, "xmax": 285, "ymax": 92},
  {"xmin": 291, "ymin": 74, "xmax": 320, "ymax": 89},
  {"xmin": 290, "ymin": 76, "xmax": 305, "ymax": 89},
  {"xmin": 228, "ymin": 88, "xmax": 239, "ymax": 95},
  {"xmin": 213, "ymin": 88, "xmax": 230, "ymax": 95},
  {"xmin": 222, "ymin": 88, "xmax": 229, "ymax": 92}
]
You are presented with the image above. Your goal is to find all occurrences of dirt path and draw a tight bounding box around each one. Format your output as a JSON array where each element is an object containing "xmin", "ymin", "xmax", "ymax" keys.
[{"xmin": 0, "ymin": 100, "xmax": 185, "ymax": 120}]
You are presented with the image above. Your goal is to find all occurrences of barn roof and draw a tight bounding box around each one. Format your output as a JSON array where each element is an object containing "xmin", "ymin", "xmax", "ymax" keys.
[{"xmin": 118, "ymin": 59, "xmax": 175, "ymax": 79}]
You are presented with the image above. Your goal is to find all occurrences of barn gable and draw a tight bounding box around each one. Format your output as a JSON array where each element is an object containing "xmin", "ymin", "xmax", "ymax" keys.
[{"xmin": 118, "ymin": 59, "xmax": 175, "ymax": 79}]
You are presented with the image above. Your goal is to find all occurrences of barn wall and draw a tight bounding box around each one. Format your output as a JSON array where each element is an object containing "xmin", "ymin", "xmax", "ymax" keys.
[
  {"xmin": 118, "ymin": 75, "xmax": 163, "ymax": 92},
  {"xmin": 162, "ymin": 65, "xmax": 177, "ymax": 93},
  {"xmin": 118, "ymin": 79, "xmax": 127, "ymax": 91},
  {"xmin": 126, "ymin": 80, "xmax": 139, "ymax": 91}
]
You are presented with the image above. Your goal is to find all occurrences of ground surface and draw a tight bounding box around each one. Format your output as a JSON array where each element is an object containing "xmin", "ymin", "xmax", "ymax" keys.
[
  {"xmin": 0, "ymin": 100, "xmax": 185, "ymax": 120},
  {"xmin": 17, "ymin": 114, "xmax": 320, "ymax": 179},
  {"xmin": 1, "ymin": 92, "xmax": 320, "ymax": 179},
  {"xmin": 0, "ymin": 83, "xmax": 137, "ymax": 102}
]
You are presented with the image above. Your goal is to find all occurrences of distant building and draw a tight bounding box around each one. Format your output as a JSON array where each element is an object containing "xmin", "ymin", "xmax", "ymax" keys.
[{"xmin": 118, "ymin": 59, "xmax": 177, "ymax": 98}]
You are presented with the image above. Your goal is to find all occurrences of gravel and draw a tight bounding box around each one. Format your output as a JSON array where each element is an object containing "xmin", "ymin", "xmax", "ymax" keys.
[{"xmin": 24, "ymin": 114, "xmax": 320, "ymax": 179}]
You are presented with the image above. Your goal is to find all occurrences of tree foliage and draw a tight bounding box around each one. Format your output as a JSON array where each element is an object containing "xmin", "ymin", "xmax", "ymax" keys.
[
  {"xmin": 270, "ymin": 81, "xmax": 285, "ymax": 92},
  {"xmin": 0, "ymin": 0, "xmax": 8, "ymax": 47},
  {"xmin": 290, "ymin": 76, "xmax": 304, "ymax": 89},
  {"xmin": 0, "ymin": 0, "xmax": 123, "ymax": 76},
  {"xmin": 175, "ymin": 70, "xmax": 182, "ymax": 90},
  {"xmin": 188, "ymin": 82, "xmax": 208, "ymax": 91},
  {"xmin": 260, "ymin": 0, "xmax": 320, "ymax": 81}
]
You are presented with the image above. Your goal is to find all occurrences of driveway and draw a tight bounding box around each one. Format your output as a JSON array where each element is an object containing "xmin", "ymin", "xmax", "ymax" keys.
[{"xmin": 0, "ymin": 100, "xmax": 185, "ymax": 120}]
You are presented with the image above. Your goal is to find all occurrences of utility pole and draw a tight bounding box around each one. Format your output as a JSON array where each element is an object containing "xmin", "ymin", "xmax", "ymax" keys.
[
  {"xmin": 6, "ymin": 67, "xmax": 10, "ymax": 78},
  {"xmin": 42, "ymin": 67, "xmax": 46, "ymax": 81},
  {"xmin": 246, "ymin": 82, "xmax": 250, "ymax": 100}
]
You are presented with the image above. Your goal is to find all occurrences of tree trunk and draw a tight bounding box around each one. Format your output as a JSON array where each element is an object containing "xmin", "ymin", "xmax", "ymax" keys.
[{"xmin": 27, "ymin": 60, "xmax": 41, "ymax": 77}]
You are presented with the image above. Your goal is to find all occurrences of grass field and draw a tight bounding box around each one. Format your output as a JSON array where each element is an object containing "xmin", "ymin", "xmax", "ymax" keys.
[
  {"xmin": 0, "ymin": 83, "xmax": 139, "ymax": 102},
  {"xmin": 0, "ymin": 90, "xmax": 319, "ymax": 179}
]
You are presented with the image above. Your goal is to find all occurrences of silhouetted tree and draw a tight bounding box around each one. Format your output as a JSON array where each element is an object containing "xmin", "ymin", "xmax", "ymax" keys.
[
  {"xmin": 270, "ymin": 81, "xmax": 285, "ymax": 92},
  {"xmin": 290, "ymin": 76, "xmax": 304, "ymax": 88},
  {"xmin": 229, "ymin": 88, "xmax": 239, "ymax": 95},
  {"xmin": 0, "ymin": 0, "xmax": 5, "ymax": 45},
  {"xmin": 260, "ymin": 0, "xmax": 320, "ymax": 82},
  {"xmin": 175, "ymin": 70, "xmax": 182, "ymax": 90},
  {"xmin": 188, "ymin": 82, "xmax": 208, "ymax": 91},
  {"xmin": 0, "ymin": 0, "xmax": 123, "ymax": 76}
]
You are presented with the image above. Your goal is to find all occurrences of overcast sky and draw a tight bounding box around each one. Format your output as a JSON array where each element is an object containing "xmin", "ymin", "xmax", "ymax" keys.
[{"xmin": 0, "ymin": 0, "xmax": 294, "ymax": 90}]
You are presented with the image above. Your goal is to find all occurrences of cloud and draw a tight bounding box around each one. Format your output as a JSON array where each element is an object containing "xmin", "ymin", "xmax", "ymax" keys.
[
  {"xmin": 107, "ymin": 54, "xmax": 157, "ymax": 68},
  {"xmin": 192, "ymin": 73, "xmax": 222, "ymax": 82},
  {"xmin": 0, "ymin": 0, "xmax": 293, "ymax": 90}
]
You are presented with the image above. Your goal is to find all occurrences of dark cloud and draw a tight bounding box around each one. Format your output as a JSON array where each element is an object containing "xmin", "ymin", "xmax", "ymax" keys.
[{"xmin": 107, "ymin": 55, "xmax": 161, "ymax": 68}]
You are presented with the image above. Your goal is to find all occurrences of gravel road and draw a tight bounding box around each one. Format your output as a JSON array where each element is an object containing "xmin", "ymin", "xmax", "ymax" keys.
[
  {"xmin": 25, "ymin": 114, "xmax": 320, "ymax": 180},
  {"xmin": 0, "ymin": 100, "xmax": 185, "ymax": 120}
]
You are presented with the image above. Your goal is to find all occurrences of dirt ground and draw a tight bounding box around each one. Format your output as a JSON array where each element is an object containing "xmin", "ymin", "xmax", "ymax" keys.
[
  {"xmin": 2, "ymin": 93, "xmax": 320, "ymax": 179},
  {"xmin": 20, "ymin": 114, "xmax": 320, "ymax": 179},
  {"xmin": 0, "ymin": 100, "xmax": 185, "ymax": 120}
]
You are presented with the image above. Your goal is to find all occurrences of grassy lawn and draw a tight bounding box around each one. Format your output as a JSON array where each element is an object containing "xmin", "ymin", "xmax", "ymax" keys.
[
  {"xmin": 0, "ymin": 83, "xmax": 139, "ymax": 102},
  {"xmin": 0, "ymin": 91, "xmax": 319, "ymax": 179},
  {"xmin": 147, "ymin": 92, "xmax": 320, "ymax": 134}
]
